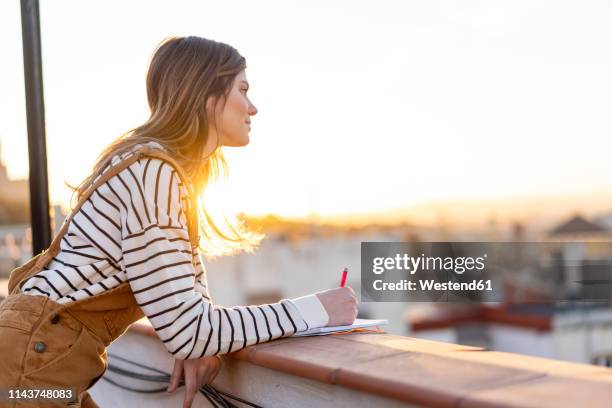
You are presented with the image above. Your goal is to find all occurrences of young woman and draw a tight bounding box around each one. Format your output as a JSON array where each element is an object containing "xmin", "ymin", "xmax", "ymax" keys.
[{"xmin": 0, "ymin": 36, "xmax": 358, "ymax": 408}]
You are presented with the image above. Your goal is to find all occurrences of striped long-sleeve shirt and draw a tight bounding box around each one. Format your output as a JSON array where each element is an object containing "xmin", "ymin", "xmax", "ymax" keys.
[{"xmin": 20, "ymin": 141, "xmax": 329, "ymax": 359}]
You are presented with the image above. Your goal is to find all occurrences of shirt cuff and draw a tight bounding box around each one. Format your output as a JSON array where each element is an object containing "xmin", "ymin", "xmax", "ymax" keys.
[{"xmin": 288, "ymin": 294, "xmax": 329, "ymax": 329}]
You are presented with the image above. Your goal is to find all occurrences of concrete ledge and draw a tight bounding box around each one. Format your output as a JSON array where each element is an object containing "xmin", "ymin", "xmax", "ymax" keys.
[{"xmin": 128, "ymin": 319, "xmax": 612, "ymax": 407}]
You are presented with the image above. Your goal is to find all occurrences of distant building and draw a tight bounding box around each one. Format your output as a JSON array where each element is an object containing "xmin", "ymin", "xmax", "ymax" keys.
[
  {"xmin": 408, "ymin": 303, "xmax": 612, "ymax": 366},
  {"xmin": 0, "ymin": 141, "xmax": 29, "ymax": 224},
  {"xmin": 546, "ymin": 214, "xmax": 612, "ymax": 299},
  {"xmin": 548, "ymin": 214, "xmax": 611, "ymax": 242},
  {"xmin": 407, "ymin": 213, "xmax": 612, "ymax": 367}
]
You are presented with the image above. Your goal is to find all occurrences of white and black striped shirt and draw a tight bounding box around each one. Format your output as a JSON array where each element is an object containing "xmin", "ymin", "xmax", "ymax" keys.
[{"xmin": 20, "ymin": 141, "xmax": 329, "ymax": 359}]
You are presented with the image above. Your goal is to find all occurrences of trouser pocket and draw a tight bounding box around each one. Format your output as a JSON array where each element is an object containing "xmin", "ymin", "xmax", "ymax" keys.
[
  {"xmin": 0, "ymin": 296, "xmax": 47, "ymax": 389},
  {"xmin": 0, "ymin": 324, "xmax": 33, "ymax": 389},
  {"xmin": 22, "ymin": 317, "xmax": 107, "ymax": 402}
]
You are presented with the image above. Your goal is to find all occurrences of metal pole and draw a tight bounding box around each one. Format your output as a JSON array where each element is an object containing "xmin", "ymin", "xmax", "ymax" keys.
[{"xmin": 20, "ymin": 0, "xmax": 52, "ymax": 254}]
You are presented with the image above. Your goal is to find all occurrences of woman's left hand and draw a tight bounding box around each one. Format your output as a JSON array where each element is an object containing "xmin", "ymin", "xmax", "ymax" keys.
[{"xmin": 166, "ymin": 355, "xmax": 222, "ymax": 408}]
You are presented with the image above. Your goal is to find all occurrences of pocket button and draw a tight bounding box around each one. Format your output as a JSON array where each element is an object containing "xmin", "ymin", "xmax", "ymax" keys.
[{"xmin": 34, "ymin": 341, "xmax": 46, "ymax": 353}]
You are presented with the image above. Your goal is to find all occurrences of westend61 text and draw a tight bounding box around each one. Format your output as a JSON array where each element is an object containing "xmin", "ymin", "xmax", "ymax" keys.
[
  {"xmin": 372, "ymin": 253, "xmax": 487, "ymax": 275},
  {"xmin": 373, "ymin": 279, "xmax": 493, "ymax": 291}
]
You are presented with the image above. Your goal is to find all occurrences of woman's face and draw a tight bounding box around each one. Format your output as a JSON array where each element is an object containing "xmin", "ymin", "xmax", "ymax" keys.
[{"xmin": 206, "ymin": 70, "xmax": 257, "ymax": 150}]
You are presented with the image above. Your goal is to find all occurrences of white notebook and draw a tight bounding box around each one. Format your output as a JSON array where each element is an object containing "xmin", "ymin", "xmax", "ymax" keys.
[{"xmin": 293, "ymin": 318, "xmax": 388, "ymax": 337}]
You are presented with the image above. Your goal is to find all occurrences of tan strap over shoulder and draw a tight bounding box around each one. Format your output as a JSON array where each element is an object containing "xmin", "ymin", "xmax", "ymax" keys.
[{"xmin": 15, "ymin": 144, "xmax": 200, "ymax": 290}]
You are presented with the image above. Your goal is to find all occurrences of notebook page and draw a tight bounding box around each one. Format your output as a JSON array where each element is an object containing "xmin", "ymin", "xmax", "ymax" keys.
[{"xmin": 293, "ymin": 318, "xmax": 388, "ymax": 337}]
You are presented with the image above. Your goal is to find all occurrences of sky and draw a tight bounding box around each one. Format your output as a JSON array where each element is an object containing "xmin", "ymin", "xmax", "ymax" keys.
[{"xmin": 1, "ymin": 0, "xmax": 612, "ymax": 219}]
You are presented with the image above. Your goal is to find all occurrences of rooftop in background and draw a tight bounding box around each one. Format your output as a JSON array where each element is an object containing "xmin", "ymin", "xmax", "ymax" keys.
[{"xmin": 550, "ymin": 214, "xmax": 609, "ymax": 235}]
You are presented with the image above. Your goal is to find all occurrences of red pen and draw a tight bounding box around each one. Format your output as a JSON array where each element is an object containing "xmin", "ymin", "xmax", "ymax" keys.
[{"xmin": 340, "ymin": 267, "xmax": 348, "ymax": 287}]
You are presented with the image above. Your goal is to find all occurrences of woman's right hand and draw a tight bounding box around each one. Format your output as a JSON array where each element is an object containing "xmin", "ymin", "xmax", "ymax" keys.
[
  {"xmin": 167, "ymin": 356, "xmax": 222, "ymax": 408},
  {"xmin": 315, "ymin": 286, "xmax": 358, "ymax": 326}
]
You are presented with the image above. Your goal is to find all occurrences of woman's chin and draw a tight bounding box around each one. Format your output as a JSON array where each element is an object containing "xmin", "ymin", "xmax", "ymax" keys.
[{"xmin": 230, "ymin": 136, "xmax": 250, "ymax": 147}]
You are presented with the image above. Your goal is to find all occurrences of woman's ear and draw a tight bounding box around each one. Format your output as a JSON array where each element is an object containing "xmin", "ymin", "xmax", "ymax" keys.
[
  {"xmin": 205, "ymin": 96, "xmax": 223, "ymax": 123},
  {"xmin": 205, "ymin": 96, "xmax": 214, "ymax": 114}
]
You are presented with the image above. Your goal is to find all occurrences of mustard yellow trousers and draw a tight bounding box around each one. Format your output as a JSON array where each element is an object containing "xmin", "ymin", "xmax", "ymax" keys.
[{"xmin": 0, "ymin": 254, "xmax": 144, "ymax": 407}]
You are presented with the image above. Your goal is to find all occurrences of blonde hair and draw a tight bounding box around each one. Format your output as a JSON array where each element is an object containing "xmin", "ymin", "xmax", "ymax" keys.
[{"xmin": 68, "ymin": 36, "xmax": 262, "ymax": 257}]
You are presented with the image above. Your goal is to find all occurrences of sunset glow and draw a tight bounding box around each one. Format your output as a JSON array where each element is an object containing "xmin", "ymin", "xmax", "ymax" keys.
[{"xmin": 1, "ymin": 1, "xmax": 612, "ymax": 223}]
